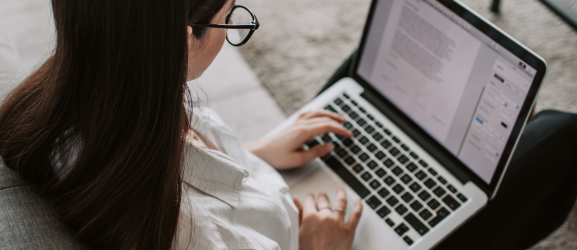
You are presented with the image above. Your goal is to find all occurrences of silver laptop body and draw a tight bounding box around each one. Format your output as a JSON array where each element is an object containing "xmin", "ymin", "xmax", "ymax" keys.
[{"xmin": 266, "ymin": 0, "xmax": 547, "ymax": 249}]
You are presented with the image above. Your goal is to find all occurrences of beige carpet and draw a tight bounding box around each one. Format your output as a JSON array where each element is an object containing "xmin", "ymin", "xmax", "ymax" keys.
[{"xmin": 237, "ymin": 0, "xmax": 577, "ymax": 248}]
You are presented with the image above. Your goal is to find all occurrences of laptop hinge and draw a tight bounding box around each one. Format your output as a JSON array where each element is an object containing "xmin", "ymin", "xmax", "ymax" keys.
[{"xmin": 360, "ymin": 90, "xmax": 471, "ymax": 184}]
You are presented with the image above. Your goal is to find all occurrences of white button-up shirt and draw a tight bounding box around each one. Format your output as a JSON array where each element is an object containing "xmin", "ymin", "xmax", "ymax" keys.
[{"xmin": 173, "ymin": 102, "xmax": 299, "ymax": 250}]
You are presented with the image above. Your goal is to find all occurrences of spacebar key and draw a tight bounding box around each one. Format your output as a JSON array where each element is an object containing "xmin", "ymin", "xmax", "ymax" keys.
[{"xmin": 324, "ymin": 157, "xmax": 370, "ymax": 198}]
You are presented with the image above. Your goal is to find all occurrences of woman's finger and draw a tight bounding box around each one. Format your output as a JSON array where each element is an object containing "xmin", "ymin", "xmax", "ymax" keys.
[
  {"xmin": 347, "ymin": 199, "xmax": 363, "ymax": 230},
  {"xmin": 293, "ymin": 197, "xmax": 303, "ymax": 226},
  {"xmin": 299, "ymin": 110, "xmax": 346, "ymax": 123},
  {"xmin": 316, "ymin": 193, "xmax": 332, "ymax": 214},
  {"xmin": 302, "ymin": 194, "xmax": 318, "ymax": 217},
  {"xmin": 302, "ymin": 121, "xmax": 352, "ymax": 140},
  {"xmin": 296, "ymin": 143, "xmax": 333, "ymax": 165},
  {"xmin": 334, "ymin": 188, "xmax": 348, "ymax": 221}
]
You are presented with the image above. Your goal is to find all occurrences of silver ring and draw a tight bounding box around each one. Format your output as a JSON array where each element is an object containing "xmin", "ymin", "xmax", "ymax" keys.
[
  {"xmin": 318, "ymin": 206, "xmax": 332, "ymax": 211},
  {"xmin": 334, "ymin": 208, "xmax": 346, "ymax": 214}
]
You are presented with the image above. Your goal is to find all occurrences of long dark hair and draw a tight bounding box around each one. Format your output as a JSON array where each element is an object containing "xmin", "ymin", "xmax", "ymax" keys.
[{"xmin": 0, "ymin": 0, "xmax": 227, "ymax": 249}]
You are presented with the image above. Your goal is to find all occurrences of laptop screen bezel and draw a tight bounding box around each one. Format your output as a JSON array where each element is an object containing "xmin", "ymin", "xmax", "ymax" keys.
[{"xmin": 351, "ymin": 0, "xmax": 547, "ymax": 198}]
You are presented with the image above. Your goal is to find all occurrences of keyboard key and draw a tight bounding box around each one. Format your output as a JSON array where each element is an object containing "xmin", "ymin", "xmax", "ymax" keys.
[
  {"xmin": 447, "ymin": 185, "xmax": 457, "ymax": 193},
  {"xmin": 372, "ymin": 133, "xmax": 383, "ymax": 141},
  {"xmin": 367, "ymin": 160, "xmax": 378, "ymax": 169},
  {"xmin": 342, "ymin": 105, "xmax": 351, "ymax": 112},
  {"xmin": 352, "ymin": 129, "xmax": 361, "ymax": 137},
  {"xmin": 410, "ymin": 152, "xmax": 419, "ymax": 159},
  {"xmin": 403, "ymin": 236, "xmax": 414, "ymax": 246},
  {"xmin": 389, "ymin": 147, "xmax": 400, "ymax": 157},
  {"xmin": 334, "ymin": 98, "xmax": 343, "ymax": 105},
  {"xmin": 343, "ymin": 121, "xmax": 353, "ymax": 129},
  {"xmin": 384, "ymin": 129, "xmax": 392, "ymax": 135},
  {"xmin": 385, "ymin": 218, "xmax": 395, "ymax": 227},
  {"xmin": 357, "ymin": 118, "xmax": 367, "ymax": 127},
  {"xmin": 418, "ymin": 191, "xmax": 431, "ymax": 201},
  {"xmin": 457, "ymin": 193, "xmax": 468, "ymax": 202},
  {"xmin": 419, "ymin": 209, "xmax": 433, "ymax": 220},
  {"xmin": 367, "ymin": 144, "xmax": 377, "ymax": 152},
  {"xmin": 342, "ymin": 138, "xmax": 353, "ymax": 146},
  {"xmin": 365, "ymin": 195, "xmax": 382, "ymax": 209},
  {"xmin": 350, "ymin": 145, "xmax": 361, "ymax": 154},
  {"xmin": 392, "ymin": 167, "xmax": 404, "ymax": 176},
  {"xmin": 415, "ymin": 170, "xmax": 427, "ymax": 180},
  {"xmin": 365, "ymin": 125, "xmax": 375, "ymax": 134},
  {"xmin": 384, "ymin": 176, "xmax": 396, "ymax": 186},
  {"xmin": 392, "ymin": 184, "xmax": 405, "ymax": 194},
  {"xmin": 352, "ymin": 164, "xmax": 364, "ymax": 173},
  {"xmin": 369, "ymin": 180, "xmax": 381, "ymax": 190},
  {"xmin": 358, "ymin": 107, "xmax": 366, "ymax": 113},
  {"xmin": 349, "ymin": 111, "xmax": 359, "ymax": 119},
  {"xmin": 410, "ymin": 201, "xmax": 423, "ymax": 211},
  {"xmin": 386, "ymin": 196, "xmax": 399, "ymax": 206},
  {"xmin": 381, "ymin": 140, "xmax": 392, "ymax": 149},
  {"xmin": 427, "ymin": 199, "xmax": 441, "ymax": 210},
  {"xmin": 359, "ymin": 136, "xmax": 369, "ymax": 145},
  {"xmin": 424, "ymin": 178, "xmax": 436, "ymax": 189},
  {"xmin": 400, "ymin": 174, "xmax": 413, "ymax": 184},
  {"xmin": 429, "ymin": 208, "xmax": 450, "ymax": 227},
  {"xmin": 321, "ymin": 134, "xmax": 332, "ymax": 143},
  {"xmin": 406, "ymin": 162, "xmax": 418, "ymax": 172},
  {"xmin": 419, "ymin": 160, "xmax": 428, "ymax": 167},
  {"xmin": 343, "ymin": 93, "xmax": 350, "ymax": 99},
  {"xmin": 438, "ymin": 176, "xmax": 448, "ymax": 185},
  {"xmin": 375, "ymin": 168, "xmax": 386, "ymax": 177},
  {"xmin": 398, "ymin": 155, "xmax": 409, "ymax": 164},
  {"xmin": 377, "ymin": 206, "xmax": 391, "ymax": 218},
  {"xmin": 395, "ymin": 204, "xmax": 408, "ymax": 216},
  {"xmin": 359, "ymin": 153, "xmax": 370, "ymax": 162},
  {"xmin": 405, "ymin": 213, "xmax": 429, "ymax": 236},
  {"xmin": 394, "ymin": 223, "xmax": 409, "ymax": 236},
  {"xmin": 401, "ymin": 144, "xmax": 410, "ymax": 151},
  {"xmin": 367, "ymin": 114, "xmax": 375, "ymax": 120},
  {"xmin": 323, "ymin": 157, "xmax": 370, "ymax": 198},
  {"xmin": 428, "ymin": 168, "xmax": 438, "ymax": 176},
  {"xmin": 344, "ymin": 156, "xmax": 356, "ymax": 165},
  {"xmin": 305, "ymin": 139, "xmax": 320, "ymax": 148},
  {"xmin": 392, "ymin": 136, "xmax": 401, "ymax": 143},
  {"xmin": 375, "ymin": 151, "xmax": 386, "ymax": 160},
  {"xmin": 361, "ymin": 172, "xmax": 372, "ymax": 181},
  {"xmin": 351, "ymin": 100, "xmax": 358, "ymax": 106},
  {"xmin": 433, "ymin": 187, "xmax": 446, "ymax": 197},
  {"xmin": 324, "ymin": 105, "xmax": 337, "ymax": 113},
  {"xmin": 375, "ymin": 122, "xmax": 384, "ymax": 128},
  {"xmin": 409, "ymin": 182, "xmax": 422, "ymax": 193},
  {"xmin": 336, "ymin": 148, "xmax": 349, "ymax": 158},
  {"xmin": 442, "ymin": 196, "xmax": 461, "ymax": 211},
  {"xmin": 401, "ymin": 192, "xmax": 414, "ymax": 203},
  {"xmin": 377, "ymin": 187, "xmax": 390, "ymax": 198},
  {"xmin": 384, "ymin": 159, "xmax": 395, "ymax": 168}
]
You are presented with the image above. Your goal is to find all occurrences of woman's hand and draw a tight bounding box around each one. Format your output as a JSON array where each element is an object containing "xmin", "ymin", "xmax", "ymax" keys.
[
  {"xmin": 244, "ymin": 110, "xmax": 352, "ymax": 170},
  {"xmin": 293, "ymin": 188, "xmax": 363, "ymax": 250}
]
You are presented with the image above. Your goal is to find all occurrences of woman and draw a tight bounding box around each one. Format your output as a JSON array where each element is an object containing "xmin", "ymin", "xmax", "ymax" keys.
[{"xmin": 0, "ymin": 0, "xmax": 361, "ymax": 249}]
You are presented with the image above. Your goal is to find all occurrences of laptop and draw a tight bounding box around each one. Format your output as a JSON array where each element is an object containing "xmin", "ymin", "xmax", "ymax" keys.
[{"xmin": 264, "ymin": 0, "xmax": 546, "ymax": 249}]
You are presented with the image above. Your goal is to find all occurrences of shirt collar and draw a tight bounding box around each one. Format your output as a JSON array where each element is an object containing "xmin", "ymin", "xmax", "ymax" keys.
[{"xmin": 182, "ymin": 141, "xmax": 248, "ymax": 208}]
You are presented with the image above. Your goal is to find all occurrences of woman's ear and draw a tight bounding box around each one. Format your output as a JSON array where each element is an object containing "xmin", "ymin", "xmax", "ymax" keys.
[{"xmin": 187, "ymin": 26, "xmax": 193, "ymax": 35}]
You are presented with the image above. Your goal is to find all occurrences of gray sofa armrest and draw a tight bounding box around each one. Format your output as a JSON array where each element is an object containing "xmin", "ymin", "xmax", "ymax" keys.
[{"xmin": 0, "ymin": 159, "xmax": 88, "ymax": 250}]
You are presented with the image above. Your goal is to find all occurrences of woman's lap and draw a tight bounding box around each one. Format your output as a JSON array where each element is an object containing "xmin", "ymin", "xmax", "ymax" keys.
[{"xmin": 321, "ymin": 52, "xmax": 577, "ymax": 249}]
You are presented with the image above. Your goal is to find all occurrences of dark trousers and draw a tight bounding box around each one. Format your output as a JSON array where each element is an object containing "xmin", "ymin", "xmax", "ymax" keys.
[{"xmin": 320, "ymin": 52, "xmax": 577, "ymax": 249}]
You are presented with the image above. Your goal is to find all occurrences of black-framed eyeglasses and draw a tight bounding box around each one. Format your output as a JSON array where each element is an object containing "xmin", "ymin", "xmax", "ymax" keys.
[{"xmin": 189, "ymin": 5, "xmax": 259, "ymax": 47}]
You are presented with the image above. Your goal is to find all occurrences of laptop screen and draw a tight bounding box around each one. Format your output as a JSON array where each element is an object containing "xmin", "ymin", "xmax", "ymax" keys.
[{"xmin": 357, "ymin": 0, "xmax": 537, "ymax": 184}]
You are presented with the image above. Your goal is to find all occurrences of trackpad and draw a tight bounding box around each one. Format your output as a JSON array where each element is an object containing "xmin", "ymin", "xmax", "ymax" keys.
[{"xmin": 284, "ymin": 161, "xmax": 406, "ymax": 250}]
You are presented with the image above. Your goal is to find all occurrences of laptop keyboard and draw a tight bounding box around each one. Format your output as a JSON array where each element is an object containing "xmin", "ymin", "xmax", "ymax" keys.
[{"xmin": 305, "ymin": 93, "xmax": 469, "ymax": 246}]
